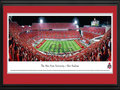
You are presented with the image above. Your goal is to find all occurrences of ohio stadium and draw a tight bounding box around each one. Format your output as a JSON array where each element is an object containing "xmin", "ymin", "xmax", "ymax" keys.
[{"xmin": 9, "ymin": 16, "xmax": 111, "ymax": 61}]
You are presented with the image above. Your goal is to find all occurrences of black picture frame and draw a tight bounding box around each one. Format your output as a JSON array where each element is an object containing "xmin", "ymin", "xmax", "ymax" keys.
[{"xmin": 0, "ymin": 0, "xmax": 120, "ymax": 89}]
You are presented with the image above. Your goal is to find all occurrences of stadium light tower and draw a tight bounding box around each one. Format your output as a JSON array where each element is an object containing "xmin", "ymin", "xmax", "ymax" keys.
[
  {"xmin": 74, "ymin": 20, "xmax": 78, "ymax": 24},
  {"xmin": 74, "ymin": 18, "xmax": 78, "ymax": 25},
  {"xmin": 40, "ymin": 18, "xmax": 43, "ymax": 23}
]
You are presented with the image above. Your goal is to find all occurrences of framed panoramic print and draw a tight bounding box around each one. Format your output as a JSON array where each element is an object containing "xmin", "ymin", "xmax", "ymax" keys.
[{"xmin": 0, "ymin": 0, "xmax": 120, "ymax": 90}]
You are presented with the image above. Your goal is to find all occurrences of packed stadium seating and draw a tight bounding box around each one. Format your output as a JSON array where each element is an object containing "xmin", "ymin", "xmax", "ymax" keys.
[
  {"xmin": 19, "ymin": 30, "xmax": 81, "ymax": 40},
  {"xmin": 80, "ymin": 26, "xmax": 105, "ymax": 39},
  {"xmin": 82, "ymin": 32, "xmax": 100, "ymax": 39},
  {"xmin": 9, "ymin": 22, "xmax": 111, "ymax": 61},
  {"xmin": 81, "ymin": 27, "xmax": 105, "ymax": 34},
  {"xmin": 73, "ymin": 29, "xmax": 111, "ymax": 61},
  {"xmin": 32, "ymin": 23, "xmax": 77, "ymax": 30}
]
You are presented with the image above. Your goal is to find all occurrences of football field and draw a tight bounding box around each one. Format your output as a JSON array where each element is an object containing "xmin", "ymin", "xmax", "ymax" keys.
[{"xmin": 35, "ymin": 40, "xmax": 83, "ymax": 54}]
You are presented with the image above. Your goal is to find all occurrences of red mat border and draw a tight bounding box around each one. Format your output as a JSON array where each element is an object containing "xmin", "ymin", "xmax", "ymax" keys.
[{"xmin": 3, "ymin": 6, "xmax": 117, "ymax": 84}]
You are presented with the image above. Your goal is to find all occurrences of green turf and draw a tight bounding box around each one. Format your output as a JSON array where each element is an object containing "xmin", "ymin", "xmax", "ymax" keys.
[{"xmin": 35, "ymin": 40, "xmax": 82, "ymax": 54}]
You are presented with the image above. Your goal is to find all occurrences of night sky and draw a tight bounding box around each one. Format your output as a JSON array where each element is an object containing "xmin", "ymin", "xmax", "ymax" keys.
[{"xmin": 11, "ymin": 16, "xmax": 111, "ymax": 27}]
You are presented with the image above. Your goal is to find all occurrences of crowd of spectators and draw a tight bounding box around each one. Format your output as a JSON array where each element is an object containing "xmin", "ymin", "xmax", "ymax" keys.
[
  {"xmin": 9, "ymin": 22, "xmax": 111, "ymax": 61},
  {"xmin": 74, "ymin": 29, "xmax": 111, "ymax": 61}
]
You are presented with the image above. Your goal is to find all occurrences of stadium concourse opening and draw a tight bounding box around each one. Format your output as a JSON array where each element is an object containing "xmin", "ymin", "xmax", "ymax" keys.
[{"xmin": 9, "ymin": 16, "xmax": 111, "ymax": 61}]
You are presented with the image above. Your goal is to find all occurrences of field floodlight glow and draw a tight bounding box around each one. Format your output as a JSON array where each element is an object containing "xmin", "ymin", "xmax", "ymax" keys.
[
  {"xmin": 21, "ymin": 25, "xmax": 24, "ymax": 28},
  {"xmin": 40, "ymin": 19, "xmax": 43, "ymax": 23},
  {"xmin": 74, "ymin": 19, "xmax": 78, "ymax": 25}
]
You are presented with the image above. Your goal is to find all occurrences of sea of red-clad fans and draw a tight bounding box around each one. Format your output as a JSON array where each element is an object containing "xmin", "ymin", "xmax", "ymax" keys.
[
  {"xmin": 19, "ymin": 30, "xmax": 81, "ymax": 40},
  {"xmin": 80, "ymin": 27, "xmax": 105, "ymax": 34},
  {"xmin": 9, "ymin": 22, "xmax": 111, "ymax": 61},
  {"xmin": 82, "ymin": 32, "xmax": 100, "ymax": 39},
  {"xmin": 74, "ymin": 29, "xmax": 111, "ymax": 61},
  {"xmin": 32, "ymin": 23, "xmax": 77, "ymax": 30},
  {"xmin": 80, "ymin": 26, "xmax": 105, "ymax": 40}
]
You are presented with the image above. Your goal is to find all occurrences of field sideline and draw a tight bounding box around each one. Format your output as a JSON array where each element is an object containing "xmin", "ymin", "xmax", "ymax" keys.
[{"xmin": 35, "ymin": 40, "xmax": 84, "ymax": 54}]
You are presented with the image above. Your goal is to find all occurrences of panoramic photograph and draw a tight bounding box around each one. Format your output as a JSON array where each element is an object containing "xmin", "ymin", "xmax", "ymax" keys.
[{"xmin": 9, "ymin": 16, "xmax": 111, "ymax": 61}]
